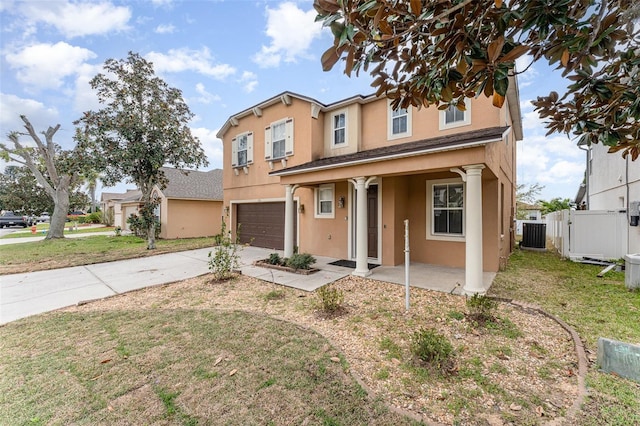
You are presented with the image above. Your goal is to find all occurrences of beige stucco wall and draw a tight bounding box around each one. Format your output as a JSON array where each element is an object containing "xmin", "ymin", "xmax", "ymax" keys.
[{"xmin": 161, "ymin": 199, "xmax": 222, "ymax": 239}]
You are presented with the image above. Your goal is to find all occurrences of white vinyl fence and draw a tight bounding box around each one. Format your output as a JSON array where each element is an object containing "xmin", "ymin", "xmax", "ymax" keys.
[{"xmin": 546, "ymin": 210, "xmax": 629, "ymax": 260}]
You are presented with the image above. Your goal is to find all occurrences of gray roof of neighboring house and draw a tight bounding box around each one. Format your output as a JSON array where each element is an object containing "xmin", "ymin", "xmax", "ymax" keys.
[
  {"xmin": 270, "ymin": 126, "xmax": 509, "ymax": 177},
  {"xmin": 157, "ymin": 167, "xmax": 223, "ymax": 201},
  {"xmin": 101, "ymin": 190, "xmax": 141, "ymax": 203}
]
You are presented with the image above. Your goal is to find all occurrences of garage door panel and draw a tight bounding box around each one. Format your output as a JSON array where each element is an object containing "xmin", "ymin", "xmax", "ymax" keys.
[{"xmin": 236, "ymin": 202, "xmax": 295, "ymax": 250}]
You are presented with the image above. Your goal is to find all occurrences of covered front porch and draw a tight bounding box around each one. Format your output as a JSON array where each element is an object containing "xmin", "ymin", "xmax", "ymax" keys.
[{"xmin": 237, "ymin": 246, "xmax": 495, "ymax": 294}]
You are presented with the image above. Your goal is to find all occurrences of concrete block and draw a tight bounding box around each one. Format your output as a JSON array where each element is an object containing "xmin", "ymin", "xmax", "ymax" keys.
[{"xmin": 597, "ymin": 337, "xmax": 640, "ymax": 383}]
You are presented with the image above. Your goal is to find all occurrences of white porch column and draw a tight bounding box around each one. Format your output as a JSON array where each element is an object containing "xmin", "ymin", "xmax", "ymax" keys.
[
  {"xmin": 463, "ymin": 164, "xmax": 485, "ymax": 295},
  {"xmin": 284, "ymin": 184, "xmax": 297, "ymax": 258},
  {"xmin": 353, "ymin": 177, "xmax": 371, "ymax": 277}
]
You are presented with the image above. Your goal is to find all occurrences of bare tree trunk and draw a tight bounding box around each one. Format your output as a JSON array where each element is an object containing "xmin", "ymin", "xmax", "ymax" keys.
[
  {"xmin": 147, "ymin": 221, "xmax": 156, "ymax": 250},
  {"xmin": 47, "ymin": 178, "xmax": 71, "ymax": 239}
]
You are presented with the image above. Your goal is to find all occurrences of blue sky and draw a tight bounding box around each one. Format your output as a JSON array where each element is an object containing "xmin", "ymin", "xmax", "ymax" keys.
[{"xmin": 0, "ymin": 0, "xmax": 586, "ymax": 202}]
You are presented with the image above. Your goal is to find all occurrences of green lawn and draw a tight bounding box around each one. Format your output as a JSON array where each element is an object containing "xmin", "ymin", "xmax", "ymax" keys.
[
  {"xmin": 0, "ymin": 235, "xmax": 216, "ymax": 274},
  {"xmin": 490, "ymin": 249, "xmax": 640, "ymax": 426}
]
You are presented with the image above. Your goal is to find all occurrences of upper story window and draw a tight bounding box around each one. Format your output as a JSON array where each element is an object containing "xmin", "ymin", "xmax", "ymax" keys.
[
  {"xmin": 388, "ymin": 101, "xmax": 412, "ymax": 140},
  {"xmin": 265, "ymin": 118, "xmax": 294, "ymax": 161},
  {"xmin": 426, "ymin": 179, "xmax": 465, "ymax": 241},
  {"xmin": 333, "ymin": 112, "xmax": 346, "ymax": 146},
  {"xmin": 315, "ymin": 184, "xmax": 335, "ymax": 218},
  {"xmin": 231, "ymin": 132, "xmax": 253, "ymax": 168},
  {"xmin": 439, "ymin": 99, "xmax": 471, "ymax": 130}
]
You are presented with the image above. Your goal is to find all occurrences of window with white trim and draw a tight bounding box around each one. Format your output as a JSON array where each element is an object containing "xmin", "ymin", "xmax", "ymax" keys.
[
  {"xmin": 231, "ymin": 131, "xmax": 253, "ymax": 168},
  {"xmin": 427, "ymin": 180, "xmax": 465, "ymax": 240},
  {"xmin": 264, "ymin": 118, "xmax": 294, "ymax": 161},
  {"xmin": 315, "ymin": 184, "xmax": 335, "ymax": 218},
  {"xmin": 439, "ymin": 99, "xmax": 471, "ymax": 130},
  {"xmin": 272, "ymin": 121, "xmax": 286, "ymax": 159},
  {"xmin": 333, "ymin": 112, "xmax": 346, "ymax": 146},
  {"xmin": 387, "ymin": 101, "xmax": 412, "ymax": 139}
]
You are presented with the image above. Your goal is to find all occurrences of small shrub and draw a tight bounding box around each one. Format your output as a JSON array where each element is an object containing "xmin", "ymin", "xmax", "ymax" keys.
[
  {"xmin": 466, "ymin": 294, "xmax": 498, "ymax": 324},
  {"xmin": 114, "ymin": 226, "xmax": 122, "ymax": 236},
  {"xmin": 411, "ymin": 328, "xmax": 455, "ymax": 373},
  {"xmin": 267, "ymin": 252, "xmax": 283, "ymax": 265},
  {"xmin": 208, "ymin": 221, "xmax": 240, "ymax": 281},
  {"xmin": 316, "ymin": 285, "xmax": 344, "ymax": 313},
  {"xmin": 85, "ymin": 212, "xmax": 102, "ymax": 223},
  {"xmin": 285, "ymin": 253, "xmax": 316, "ymax": 270},
  {"xmin": 264, "ymin": 290, "xmax": 285, "ymax": 301}
]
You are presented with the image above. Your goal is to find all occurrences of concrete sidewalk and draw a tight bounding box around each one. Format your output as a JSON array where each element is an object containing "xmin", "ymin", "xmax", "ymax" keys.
[{"xmin": 0, "ymin": 246, "xmax": 352, "ymax": 325}]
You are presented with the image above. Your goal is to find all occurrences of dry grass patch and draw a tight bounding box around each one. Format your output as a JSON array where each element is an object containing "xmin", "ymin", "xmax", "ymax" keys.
[{"xmin": 3, "ymin": 272, "xmax": 580, "ymax": 425}]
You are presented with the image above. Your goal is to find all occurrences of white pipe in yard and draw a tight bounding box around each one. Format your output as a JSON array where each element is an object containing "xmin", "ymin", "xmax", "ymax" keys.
[{"xmin": 404, "ymin": 219, "xmax": 410, "ymax": 312}]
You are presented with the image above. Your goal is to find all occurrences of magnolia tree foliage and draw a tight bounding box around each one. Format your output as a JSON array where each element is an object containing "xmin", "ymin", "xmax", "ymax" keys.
[
  {"xmin": 75, "ymin": 52, "xmax": 208, "ymax": 249},
  {"xmin": 0, "ymin": 116, "xmax": 87, "ymax": 239},
  {"xmin": 314, "ymin": 0, "xmax": 640, "ymax": 158}
]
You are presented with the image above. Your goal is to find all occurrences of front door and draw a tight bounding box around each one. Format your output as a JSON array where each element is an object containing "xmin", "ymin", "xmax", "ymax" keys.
[{"xmin": 367, "ymin": 185, "xmax": 378, "ymax": 258}]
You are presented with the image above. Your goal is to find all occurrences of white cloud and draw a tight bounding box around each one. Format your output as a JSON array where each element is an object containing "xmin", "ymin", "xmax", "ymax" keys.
[
  {"xmin": 191, "ymin": 127, "xmax": 223, "ymax": 169},
  {"xmin": 21, "ymin": 1, "xmax": 131, "ymax": 38},
  {"xmin": 146, "ymin": 47, "xmax": 236, "ymax": 79},
  {"xmin": 5, "ymin": 42, "xmax": 97, "ymax": 90},
  {"xmin": 252, "ymin": 2, "xmax": 323, "ymax": 68},
  {"xmin": 193, "ymin": 83, "xmax": 220, "ymax": 104},
  {"xmin": 155, "ymin": 24, "xmax": 176, "ymax": 34},
  {"xmin": 0, "ymin": 93, "xmax": 59, "ymax": 137},
  {"xmin": 239, "ymin": 71, "xmax": 258, "ymax": 93},
  {"xmin": 73, "ymin": 63, "xmax": 104, "ymax": 114}
]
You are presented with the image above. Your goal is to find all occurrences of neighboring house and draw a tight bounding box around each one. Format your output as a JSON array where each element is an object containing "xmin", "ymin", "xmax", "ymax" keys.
[
  {"xmin": 152, "ymin": 167, "xmax": 223, "ymax": 239},
  {"xmin": 580, "ymin": 141, "xmax": 640, "ymax": 212},
  {"xmin": 104, "ymin": 167, "xmax": 223, "ymax": 239},
  {"xmin": 517, "ymin": 202, "xmax": 543, "ymax": 221},
  {"xmin": 100, "ymin": 189, "xmax": 142, "ymax": 227},
  {"xmin": 573, "ymin": 141, "xmax": 640, "ymax": 253},
  {"xmin": 217, "ymin": 88, "xmax": 523, "ymax": 293}
]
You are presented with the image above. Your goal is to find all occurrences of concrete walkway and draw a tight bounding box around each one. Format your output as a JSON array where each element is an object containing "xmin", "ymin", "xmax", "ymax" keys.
[{"xmin": 1, "ymin": 235, "xmax": 494, "ymax": 325}]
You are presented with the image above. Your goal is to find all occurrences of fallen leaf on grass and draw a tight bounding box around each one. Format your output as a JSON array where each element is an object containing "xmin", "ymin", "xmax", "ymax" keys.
[
  {"xmin": 509, "ymin": 403, "xmax": 522, "ymax": 411},
  {"xmin": 536, "ymin": 406, "xmax": 545, "ymax": 416},
  {"xmin": 100, "ymin": 359, "xmax": 111, "ymax": 364},
  {"xmin": 229, "ymin": 369, "xmax": 237, "ymax": 376},
  {"xmin": 214, "ymin": 357, "xmax": 223, "ymax": 366},
  {"xmin": 330, "ymin": 357, "xmax": 340, "ymax": 363}
]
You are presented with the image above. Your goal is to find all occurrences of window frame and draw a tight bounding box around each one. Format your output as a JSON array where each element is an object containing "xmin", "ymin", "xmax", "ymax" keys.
[
  {"xmin": 332, "ymin": 110, "xmax": 347, "ymax": 147},
  {"xmin": 439, "ymin": 99, "xmax": 471, "ymax": 130},
  {"xmin": 231, "ymin": 131, "xmax": 253, "ymax": 169},
  {"xmin": 236, "ymin": 133, "xmax": 248, "ymax": 167},
  {"xmin": 426, "ymin": 178, "xmax": 466, "ymax": 241},
  {"xmin": 271, "ymin": 121, "xmax": 287, "ymax": 160},
  {"xmin": 387, "ymin": 100, "xmax": 412, "ymax": 140},
  {"xmin": 314, "ymin": 183, "xmax": 335, "ymax": 219}
]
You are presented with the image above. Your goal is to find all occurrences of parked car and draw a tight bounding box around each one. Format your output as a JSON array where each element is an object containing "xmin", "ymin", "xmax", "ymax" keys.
[
  {"xmin": 0, "ymin": 211, "xmax": 36, "ymax": 228},
  {"xmin": 37, "ymin": 212, "xmax": 50, "ymax": 222}
]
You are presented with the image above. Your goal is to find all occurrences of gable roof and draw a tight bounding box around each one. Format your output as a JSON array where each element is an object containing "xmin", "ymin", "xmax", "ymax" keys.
[
  {"xmin": 270, "ymin": 126, "xmax": 510, "ymax": 177},
  {"xmin": 157, "ymin": 167, "xmax": 223, "ymax": 201},
  {"xmin": 101, "ymin": 190, "xmax": 141, "ymax": 203}
]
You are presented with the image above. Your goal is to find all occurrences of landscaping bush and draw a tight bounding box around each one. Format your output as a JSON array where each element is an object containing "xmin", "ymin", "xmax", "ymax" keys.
[
  {"xmin": 127, "ymin": 213, "xmax": 160, "ymax": 239},
  {"xmin": 85, "ymin": 212, "xmax": 102, "ymax": 224},
  {"xmin": 267, "ymin": 252, "xmax": 283, "ymax": 265},
  {"xmin": 285, "ymin": 253, "xmax": 316, "ymax": 270},
  {"xmin": 316, "ymin": 285, "xmax": 344, "ymax": 313},
  {"xmin": 466, "ymin": 294, "xmax": 498, "ymax": 324},
  {"xmin": 208, "ymin": 221, "xmax": 240, "ymax": 281},
  {"xmin": 411, "ymin": 328, "xmax": 455, "ymax": 373}
]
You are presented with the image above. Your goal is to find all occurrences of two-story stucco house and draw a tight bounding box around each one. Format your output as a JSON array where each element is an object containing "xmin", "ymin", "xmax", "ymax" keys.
[{"xmin": 217, "ymin": 86, "xmax": 522, "ymax": 294}]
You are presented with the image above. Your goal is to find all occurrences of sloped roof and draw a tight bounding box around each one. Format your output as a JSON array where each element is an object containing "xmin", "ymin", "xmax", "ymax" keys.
[
  {"xmin": 271, "ymin": 126, "xmax": 509, "ymax": 177},
  {"xmin": 101, "ymin": 190, "xmax": 141, "ymax": 203},
  {"xmin": 157, "ymin": 167, "xmax": 223, "ymax": 201}
]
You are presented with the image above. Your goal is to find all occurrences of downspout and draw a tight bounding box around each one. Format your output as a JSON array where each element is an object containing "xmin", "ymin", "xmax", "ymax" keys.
[
  {"xmin": 578, "ymin": 144, "xmax": 590, "ymax": 209},
  {"xmin": 626, "ymin": 155, "xmax": 630, "ymax": 254}
]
